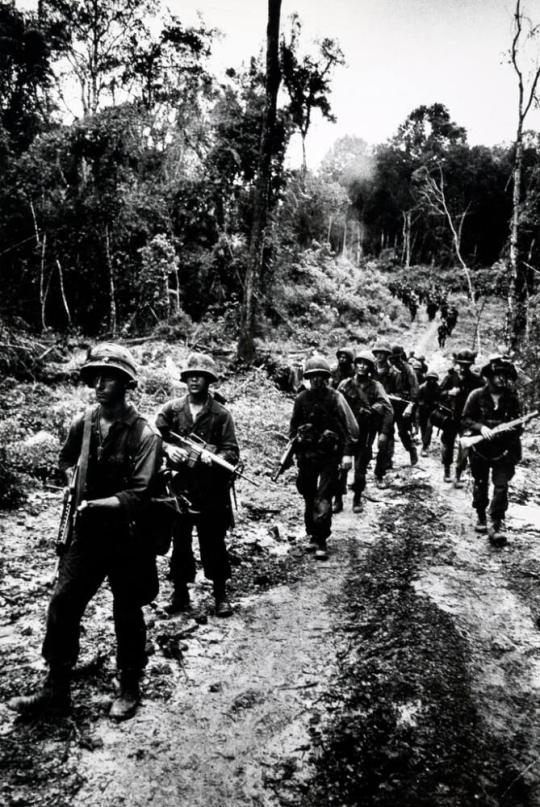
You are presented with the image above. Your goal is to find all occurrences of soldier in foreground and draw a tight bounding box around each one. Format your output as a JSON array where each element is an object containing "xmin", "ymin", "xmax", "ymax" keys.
[
  {"xmin": 338, "ymin": 351, "xmax": 393, "ymax": 511},
  {"xmin": 417, "ymin": 371, "xmax": 441, "ymax": 456},
  {"xmin": 9, "ymin": 344, "xmax": 162, "ymax": 720},
  {"xmin": 461, "ymin": 356, "xmax": 522, "ymax": 546},
  {"xmin": 289, "ymin": 356, "xmax": 358, "ymax": 559},
  {"xmin": 156, "ymin": 353, "xmax": 239, "ymax": 617}
]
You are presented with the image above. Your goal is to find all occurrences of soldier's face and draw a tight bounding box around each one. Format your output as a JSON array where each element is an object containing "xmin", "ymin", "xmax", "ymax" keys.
[
  {"xmin": 373, "ymin": 352, "xmax": 387, "ymax": 366},
  {"xmin": 490, "ymin": 372, "xmax": 509, "ymax": 390},
  {"xmin": 355, "ymin": 361, "xmax": 371, "ymax": 377},
  {"xmin": 186, "ymin": 374, "xmax": 210, "ymax": 396},
  {"xmin": 309, "ymin": 373, "xmax": 328, "ymax": 390},
  {"xmin": 92, "ymin": 372, "xmax": 126, "ymax": 405},
  {"xmin": 338, "ymin": 354, "xmax": 350, "ymax": 366}
]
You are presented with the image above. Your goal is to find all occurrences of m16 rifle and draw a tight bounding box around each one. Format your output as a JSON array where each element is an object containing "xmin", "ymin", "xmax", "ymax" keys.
[
  {"xmin": 271, "ymin": 438, "xmax": 297, "ymax": 482},
  {"xmin": 459, "ymin": 410, "xmax": 538, "ymax": 449},
  {"xmin": 169, "ymin": 431, "xmax": 260, "ymax": 487}
]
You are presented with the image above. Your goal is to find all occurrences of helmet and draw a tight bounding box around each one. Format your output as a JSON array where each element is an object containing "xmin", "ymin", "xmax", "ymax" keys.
[
  {"xmin": 354, "ymin": 350, "xmax": 376, "ymax": 374},
  {"xmin": 480, "ymin": 355, "xmax": 517, "ymax": 381},
  {"xmin": 372, "ymin": 340, "xmax": 392, "ymax": 355},
  {"xmin": 426, "ymin": 371, "xmax": 439, "ymax": 381},
  {"xmin": 80, "ymin": 343, "xmax": 138, "ymax": 387},
  {"xmin": 391, "ymin": 343, "xmax": 406, "ymax": 358},
  {"xmin": 303, "ymin": 355, "xmax": 332, "ymax": 378},
  {"xmin": 455, "ymin": 349, "xmax": 476, "ymax": 365},
  {"xmin": 181, "ymin": 352, "xmax": 219, "ymax": 382},
  {"xmin": 336, "ymin": 347, "xmax": 355, "ymax": 362}
]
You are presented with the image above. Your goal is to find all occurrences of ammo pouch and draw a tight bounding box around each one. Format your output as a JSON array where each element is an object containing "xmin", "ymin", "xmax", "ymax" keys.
[
  {"xmin": 430, "ymin": 403, "xmax": 455, "ymax": 432},
  {"xmin": 140, "ymin": 470, "xmax": 186, "ymax": 555}
]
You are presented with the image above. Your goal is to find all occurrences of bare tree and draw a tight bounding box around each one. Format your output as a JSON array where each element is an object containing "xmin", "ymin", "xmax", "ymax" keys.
[
  {"xmin": 416, "ymin": 165, "xmax": 482, "ymax": 351},
  {"xmin": 237, "ymin": 0, "xmax": 282, "ymax": 363},
  {"xmin": 508, "ymin": 0, "xmax": 540, "ymax": 347}
]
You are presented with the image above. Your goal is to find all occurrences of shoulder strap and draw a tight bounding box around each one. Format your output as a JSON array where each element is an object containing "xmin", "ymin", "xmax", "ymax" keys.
[
  {"xmin": 126, "ymin": 415, "xmax": 148, "ymax": 461},
  {"xmin": 75, "ymin": 406, "xmax": 94, "ymax": 504}
]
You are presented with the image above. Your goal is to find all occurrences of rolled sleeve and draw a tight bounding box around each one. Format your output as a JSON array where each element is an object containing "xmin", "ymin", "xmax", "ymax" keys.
[{"xmin": 115, "ymin": 429, "xmax": 163, "ymax": 520}]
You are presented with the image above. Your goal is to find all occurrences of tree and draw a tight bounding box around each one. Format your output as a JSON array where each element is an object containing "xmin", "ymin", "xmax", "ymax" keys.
[
  {"xmin": 280, "ymin": 14, "xmax": 344, "ymax": 174},
  {"xmin": 44, "ymin": 0, "xmax": 156, "ymax": 116},
  {"xmin": 0, "ymin": 2, "xmax": 56, "ymax": 151},
  {"xmin": 237, "ymin": 0, "xmax": 282, "ymax": 363},
  {"xmin": 508, "ymin": 0, "xmax": 540, "ymax": 347}
]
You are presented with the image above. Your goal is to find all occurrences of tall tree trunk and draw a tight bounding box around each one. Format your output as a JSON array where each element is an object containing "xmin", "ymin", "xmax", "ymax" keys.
[
  {"xmin": 39, "ymin": 234, "xmax": 48, "ymax": 331},
  {"xmin": 55, "ymin": 259, "xmax": 72, "ymax": 328},
  {"xmin": 508, "ymin": 0, "xmax": 540, "ymax": 348},
  {"xmin": 105, "ymin": 227, "xmax": 117, "ymax": 335},
  {"xmin": 237, "ymin": 0, "xmax": 282, "ymax": 363}
]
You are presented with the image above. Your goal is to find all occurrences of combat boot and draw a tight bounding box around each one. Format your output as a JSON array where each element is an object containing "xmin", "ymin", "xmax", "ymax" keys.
[
  {"xmin": 352, "ymin": 494, "xmax": 363, "ymax": 514},
  {"xmin": 314, "ymin": 537, "xmax": 328, "ymax": 561},
  {"xmin": 164, "ymin": 584, "xmax": 191, "ymax": 615},
  {"xmin": 488, "ymin": 519, "xmax": 507, "ymax": 547},
  {"xmin": 409, "ymin": 446, "xmax": 418, "ymax": 466},
  {"xmin": 109, "ymin": 669, "xmax": 141, "ymax": 721},
  {"xmin": 454, "ymin": 473, "xmax": 464, "ymax": 489},
  {"xmin": 7, "ymin": 666, "xmax": 71, "ymax": 717},
  {"xmin": 213, "ymin": 581, "xmax": 233, "ymax": 618},
  {"xmin": 332, "ymin": 495, "xmax": 343, "ymax": 514},
  {"xmin": 474, "ymin": 511, "xmax": 488, "ymax": 534},
  {"xmin": 443, "ymin": 466, "xmax": 452, "ymax": 483},
  {"xmin": 305, "ymin": 534, "xmax": 318, "ymax": 552}
]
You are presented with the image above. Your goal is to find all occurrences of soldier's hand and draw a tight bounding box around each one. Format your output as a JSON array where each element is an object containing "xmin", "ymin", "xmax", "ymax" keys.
[
  {"xmin": 378, "ymin": 433, "xmax": 389, "ymax": 446},
  {"xmin": 166, "ymin": 445, "xmax": 189, "ymax": 465},
  {"xmin": 448, "ymin": 387, "xmax": 460, "ymax": 397},
  {"xmin": 341, "ymin": 455, "xmax": 352, "ymax": 471},
  {"xmin": 199, "ymin": 449, "xmax": 213, "ymax": 466},
  {"xmin": 481, "ymin": 426, "xmax": 495, "ymax": 440}
]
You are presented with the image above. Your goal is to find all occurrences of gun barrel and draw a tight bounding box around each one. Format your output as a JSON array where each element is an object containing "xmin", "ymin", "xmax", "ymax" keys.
[{"xmin": 169, "ymin": 431, "xmax": 260, "ymax": 487}]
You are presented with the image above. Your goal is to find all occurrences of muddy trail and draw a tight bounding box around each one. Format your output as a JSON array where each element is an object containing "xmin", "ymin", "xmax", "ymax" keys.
[{"xmin": 2, "ymin": 308, "xmax": 540, "ymax": 806}]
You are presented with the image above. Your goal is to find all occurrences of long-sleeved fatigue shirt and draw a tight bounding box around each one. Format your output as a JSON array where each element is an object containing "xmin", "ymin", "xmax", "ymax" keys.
[
  {"xmin": 440, "ymin": 368, "xmax": 483, "ymax": 420},
  {"xmin": 461, "ymin": 386, "xmax": 522, "ymax": 462},
  {"xmin": 338, "ymin": 377, "xmax": 394, "ymax": 436},
  {"xmin": 156, "ymin": 394, "xmax": 239, "ymax": 512},
  {"xmin": 289, "ymin": 386, "xmax": 359, "ymax": 456},
  {"xmin": 59, "ymin": 403, "xmax": 162, "ymax": 524}
]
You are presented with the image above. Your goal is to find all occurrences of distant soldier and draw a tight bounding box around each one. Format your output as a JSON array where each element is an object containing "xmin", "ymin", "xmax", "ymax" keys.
[
  {"xmin": 439, "ymin": 349, "xmax": 483, "ymax": 485},
  {"xmin": 461, "ymin": 356, "xmax": 522, "ymax": 545},
  {"xmin": 289, "ymin": 356, "xmax": 358, "ymax": 559},
  {"xmin": 426, "ymin": 297, "xmax": 438, "ymax": 321},
  {"xmin": 446, "ymin": 304, "xmax": 459, "ymax": 335},
  {"xmin": 410, "ymin": 356, "xmax": 426, "ymax": 386},
  {"xmin": 8, "ymin": 344, "xmax": 162, "ymax": 721},
  {"xmin": 417, "ymin": 371, "xmax": 441, "ymax": 455},
  {"xmin": 437, "ymin": 321, "xmax": 449, "ymax": 348},
  {"xmin": 156, "ymin": 353, "xmax": 239, "ymax": 618},
  {"xmin": 338, "ymin": 351, "xmax": 393, "ymax": 511},
  {"xmin": 388, "ymin": 344, "xmax": 419, "ymax": 466},
  {"xmin": 408, "ymin": 290, "xmax": 419, "ymax": 322}
]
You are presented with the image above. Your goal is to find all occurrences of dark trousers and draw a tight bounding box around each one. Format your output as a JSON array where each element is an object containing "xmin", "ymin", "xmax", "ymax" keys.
[
  {"xmin": 394, "ymin": 411, "xmax": 413, "ymax": 452},
  {"xmin": 351, "ymin": 431, "xmax": 388, "ymax": 492},
  {"xmin": 469, "ymin": 453, "xmax": 515, "ymax": 521},
  {"xmin": 418, "ymin": 407, "xmax": 433, "ymax": 449},
  {"xmin": 335, "ymin": 468, "xmax": 348, "ymax": 497},
  {"xmin": 43, "ymin": 532, "xmax": 158, "ymax": 672},
  {"xmin": 440, "ymin": 426, "xmax": 467, "ymax": 474},
  {"xmin": 170, "ymin": 511, "xmax": 231, "ymax": 586},
  {"xmin": 296, "ymin": 457, "xmax": 339, "ymax": 541}
]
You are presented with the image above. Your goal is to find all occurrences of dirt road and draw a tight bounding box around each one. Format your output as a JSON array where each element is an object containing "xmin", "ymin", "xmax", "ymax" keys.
[{"xmin": 2, "ymin": 307, "xmax": 540, "ymax": 805}]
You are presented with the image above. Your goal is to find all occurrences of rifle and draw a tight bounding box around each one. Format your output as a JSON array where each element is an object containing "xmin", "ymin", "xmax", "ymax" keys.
[
  {"xmin": 459, "ymin": 410, "xmax": 539, "ymax": 450},
  {"xmin": 50, "ymin": 466, "xmax": 79, "ymax": 585},
  {"xmin": 169, "ymin": 431, "xmax": 260, "ymax": 487},
  {"xmin": 271, "ymin": 438, "xmax": 297, "ymax": 482}
]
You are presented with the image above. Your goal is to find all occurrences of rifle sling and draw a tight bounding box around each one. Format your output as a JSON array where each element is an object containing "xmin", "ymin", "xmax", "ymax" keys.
[{"xmin": 75, "ymin": 406, "xmax": 94, "ymax": 506}]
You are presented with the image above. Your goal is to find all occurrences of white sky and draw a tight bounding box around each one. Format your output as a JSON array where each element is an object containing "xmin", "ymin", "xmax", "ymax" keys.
[{"xmin": 17, "ymin": 0, "xmax": 540, "ymax": 167}]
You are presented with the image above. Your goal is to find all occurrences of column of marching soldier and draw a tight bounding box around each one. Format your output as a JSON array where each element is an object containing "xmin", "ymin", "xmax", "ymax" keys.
[{"xmin": 6, "ymin": 340, "xmax": 530, "ymax": 722}]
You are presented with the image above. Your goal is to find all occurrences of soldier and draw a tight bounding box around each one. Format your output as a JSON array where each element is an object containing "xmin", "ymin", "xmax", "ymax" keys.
[
  {"xmin": 8, "ymin": 344, "xmax": 162, "ymax": 721},
  {"xmin": 372, "ymin": 340, "xmax": 398, "ymax": 478},
  {"xmin": 331, "ymin": 347, "xmax": 355, "ymax": 513},
  {"xmin": 461, "ymin": 356, "xmax": 521, "ymax": 546},
  {"xmin": 289, "ymin": 356, "xmax": 358, "ymax": 559},
  {"xmin": 338, "ymin": 351, "xmax": 393, "ymax": 511},
  {"xmin": 437, "ymin": 321, "xmax": 449, "ymax": 348},
  {"xmin": 439, "ymin": 349, "xmax": 483, "ymax": 485},
  {"xmin": 417, "ymin": 371, "xmax": 441, "ymax": 455},
  {"xmin": 388, "ymin": 344, "xmax": 419, "ymax": 466},
  {"xmin": 331, "ymin": 346, "xmax": 355, "ymax": 388},
  {"xmin": 446, "ymin": 304, "xmax": 459, "ymax": 335},
  {"xmin": 156, "ymin": 353, "xmax": 239, "ymax": 618}
]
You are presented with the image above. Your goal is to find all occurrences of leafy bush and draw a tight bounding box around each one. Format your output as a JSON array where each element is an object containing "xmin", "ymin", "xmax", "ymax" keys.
[{"xmin": 0, "ymin": 447, "xmax": 27, "ymax": 509}]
